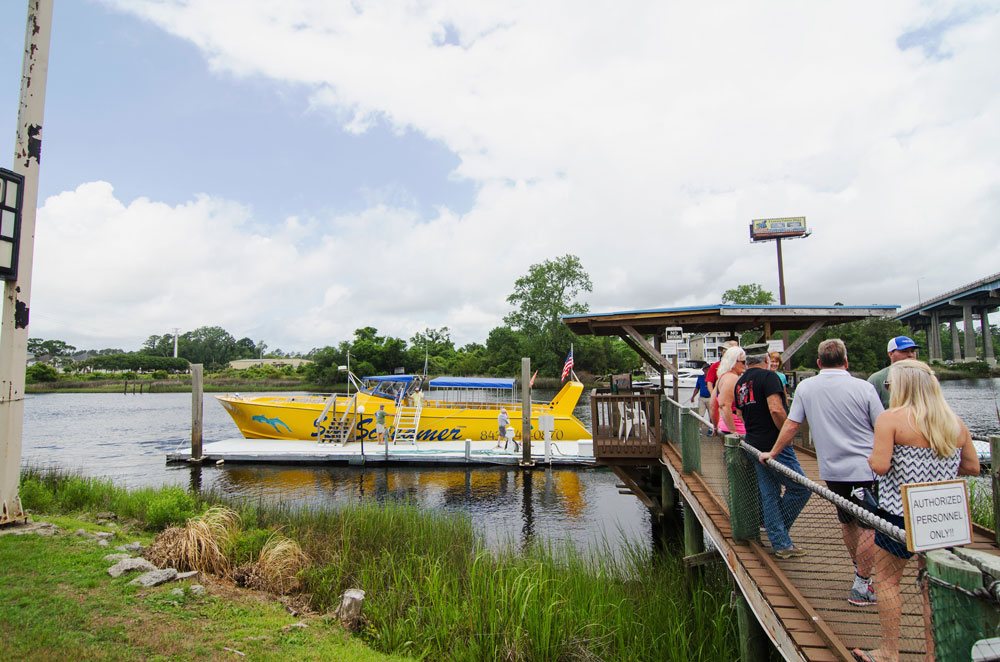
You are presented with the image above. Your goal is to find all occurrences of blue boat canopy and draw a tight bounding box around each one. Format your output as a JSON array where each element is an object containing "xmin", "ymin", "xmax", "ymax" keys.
[
  {"xmin": 363, "ymin": 375, "xmax": 416, "ymax": 384},
  {"xmin": 429, "ymin": 377, "xmax": 515, "ymax": 389}
]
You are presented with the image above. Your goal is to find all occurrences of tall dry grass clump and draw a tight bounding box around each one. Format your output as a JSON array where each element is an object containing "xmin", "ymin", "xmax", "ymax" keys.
[
  {"xmin": 234, "ymin": 533, "xmax": 310, "ymax": 594},
  {"xmin": 145, "ymin": 505, "xmax": 240, "ymax": 577}
]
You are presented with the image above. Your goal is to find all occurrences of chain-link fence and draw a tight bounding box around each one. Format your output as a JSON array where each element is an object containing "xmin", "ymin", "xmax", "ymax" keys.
[{"xmin": 661, "ymin": 398, "xmax": 1000, "ymax": 661}]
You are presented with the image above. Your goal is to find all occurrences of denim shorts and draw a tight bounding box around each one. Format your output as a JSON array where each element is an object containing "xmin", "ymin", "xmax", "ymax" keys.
[{"xmin": 874, "ymin": 510, "xmax": 913, "ymax": 560}]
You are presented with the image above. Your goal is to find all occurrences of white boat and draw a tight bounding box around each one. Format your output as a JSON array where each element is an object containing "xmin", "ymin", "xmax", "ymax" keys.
[{"xmin": 644, "ymin": 367, "xmax": 702, "ymax": 389}]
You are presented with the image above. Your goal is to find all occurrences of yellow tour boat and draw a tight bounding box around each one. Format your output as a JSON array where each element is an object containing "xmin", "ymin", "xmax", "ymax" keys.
[{"xmin": 216, "ymin": 375, "xmax": 591, "ymax": 443}]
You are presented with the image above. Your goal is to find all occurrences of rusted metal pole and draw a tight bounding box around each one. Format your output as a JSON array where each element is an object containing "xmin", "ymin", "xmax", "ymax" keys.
[
  {"xmin": 775, "ymin": 238, "xmax": 786, "ymax": 304},
  {"xmin": 0, "ymin": 0, "xmax": 53, "ymax": 526}
]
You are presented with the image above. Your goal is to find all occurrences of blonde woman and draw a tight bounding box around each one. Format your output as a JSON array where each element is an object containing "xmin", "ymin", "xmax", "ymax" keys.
[
  {"xmin": 855, "ymin": 360, "xmax": 979, "ymax": 662},
  {"xmin": 715, "ymin": 345, "xmax": 747, "ymax": 436}
]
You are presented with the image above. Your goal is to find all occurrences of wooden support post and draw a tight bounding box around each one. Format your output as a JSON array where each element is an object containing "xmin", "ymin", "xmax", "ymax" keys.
[
  {"xmin": 683, "ymin": 499, "xmax": 704, "ymax": 557},
  {"xmin": 681, "ymin": 409, "xmax": 701, "ymax": 474},
  {"xmin": 661, "ymin": 397, "xmax": 674, "ymax": 444},
  {"xmin": 992, "ymin": 435, "xmax": 1000, "ymax": 548},
  {"xmin": 520, "ymin": 357, "xmax": 534, "ymax": 467},
  {"xmin": 660, "ymin": 465, "xmax": 676, "ymax": 511},
  {"xmin": 190, "ymin": 364, "xmax": 203, "ymax": 461},
  {"xmin": 672, "ymin": 353, "xmax": 679, "ymax": 402},
  {"xmin": 734, "ymin": 589, "xmax": 769, "ymax": 662},
  {"xmin": 926, "ymin": 549, "xmax": 984, "ymax": 661},
  {"xmin": 725, "ymin": 434, "xmax": 761, "ymax": 541}
]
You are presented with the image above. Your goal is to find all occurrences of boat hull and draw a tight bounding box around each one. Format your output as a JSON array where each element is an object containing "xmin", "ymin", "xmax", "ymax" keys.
[{"xmin": 216, "ymin": 382, "xmax": 591, "ymax": 442}]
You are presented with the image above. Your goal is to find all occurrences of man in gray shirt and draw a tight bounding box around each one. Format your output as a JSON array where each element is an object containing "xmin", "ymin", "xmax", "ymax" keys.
[{"xmin": 760, "ymin": 338, "xmax": 884, "ymax": 607}]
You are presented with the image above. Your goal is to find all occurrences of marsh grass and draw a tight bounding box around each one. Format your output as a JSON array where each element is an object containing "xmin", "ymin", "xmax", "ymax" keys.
[
  {"xmin": 968, "ymin": 478, "xmax": 995, "ymax": 530},
  {"xmin": 19, "ymin": 468, "xmax": 739, "ymax": 660},
  {"xmin": 146, "ymin": 506, "xmax": 239, "ymax": 576}
]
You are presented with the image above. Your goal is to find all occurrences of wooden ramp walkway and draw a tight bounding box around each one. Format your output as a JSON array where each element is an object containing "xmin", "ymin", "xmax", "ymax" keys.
[{"xmin": 659, "ymin": 436, "xmax": 999, "ymax": 661}]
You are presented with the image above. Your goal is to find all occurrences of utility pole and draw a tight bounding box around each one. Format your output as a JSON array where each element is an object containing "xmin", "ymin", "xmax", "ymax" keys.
[
  {"xmin": 0, "ymin": 1, "xmax": 53, "ymax": 526},
  {"xmin": 173, "ymin": 328, "xmax": 179, "ymax": 358}
]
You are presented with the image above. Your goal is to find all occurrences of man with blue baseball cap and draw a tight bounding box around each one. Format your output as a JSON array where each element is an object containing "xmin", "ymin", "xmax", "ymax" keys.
[{"xmin": 867, "ymin": 336, "xmax": 919, "ymax": 407}]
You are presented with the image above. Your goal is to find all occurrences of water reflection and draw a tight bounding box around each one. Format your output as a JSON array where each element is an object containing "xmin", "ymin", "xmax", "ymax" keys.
[{"xmin": 198, "ymin": 462, "xmax": 644, "ymax": 551}]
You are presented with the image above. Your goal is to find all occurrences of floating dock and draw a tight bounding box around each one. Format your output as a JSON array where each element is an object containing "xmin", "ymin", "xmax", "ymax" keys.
[{"xmin": 167, "ymin": 438, "xmax": 596, "ymax": 467}]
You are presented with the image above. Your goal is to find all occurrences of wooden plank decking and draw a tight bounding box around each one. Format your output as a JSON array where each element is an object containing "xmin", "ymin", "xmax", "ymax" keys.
[{"xmin": 660, "ymin": 436, "xmax": 999, "ymax": 662}]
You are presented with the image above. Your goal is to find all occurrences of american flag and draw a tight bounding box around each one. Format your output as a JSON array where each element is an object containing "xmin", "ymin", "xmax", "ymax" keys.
[{"xmin": 560, "ymin": 348, "xmax": 574, "ymax": 382}]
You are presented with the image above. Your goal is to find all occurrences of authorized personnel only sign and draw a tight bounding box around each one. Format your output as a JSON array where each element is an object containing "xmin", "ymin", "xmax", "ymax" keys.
[{"xmin": 901, "ymin": 479, "xmax": 973, "ymax": 552}]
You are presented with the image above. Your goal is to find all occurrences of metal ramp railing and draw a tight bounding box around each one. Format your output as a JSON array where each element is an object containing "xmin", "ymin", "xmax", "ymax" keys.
[
  {"xmin": 392, "ymin": 405, "xmax": 422, "ymax": 445},
  {"xmin": 316, "ymin": 393, "xmax": 358, "ymax": 445}
]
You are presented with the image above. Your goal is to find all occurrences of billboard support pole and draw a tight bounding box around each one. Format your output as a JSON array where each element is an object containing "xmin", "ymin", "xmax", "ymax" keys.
[{"xmin": 775, "ymin": 238, "xmax": 786, "ymax": 305}]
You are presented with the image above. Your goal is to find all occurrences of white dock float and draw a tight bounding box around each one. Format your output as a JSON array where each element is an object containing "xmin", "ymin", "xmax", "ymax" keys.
[{"xmin": 167, "ymin": 438, "xmax": 596, "ymax": 467}]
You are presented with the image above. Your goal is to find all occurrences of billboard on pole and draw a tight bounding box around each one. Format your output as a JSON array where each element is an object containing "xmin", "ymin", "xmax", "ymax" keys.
[{"xmin": 749, "ymin": 216, "xmax": 809, "ymax": 241}]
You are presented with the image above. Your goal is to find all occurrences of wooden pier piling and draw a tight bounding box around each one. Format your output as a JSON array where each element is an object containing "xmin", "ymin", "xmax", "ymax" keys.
[{"xmin": 190, "ymin": 364, "xmax": 203, "ymax": 462}]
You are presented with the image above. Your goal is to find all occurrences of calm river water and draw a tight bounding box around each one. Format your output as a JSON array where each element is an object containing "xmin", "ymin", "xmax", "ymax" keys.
[{"xmin": 19, "ymin": 379, "xmax": 1000, "ymax": 553}]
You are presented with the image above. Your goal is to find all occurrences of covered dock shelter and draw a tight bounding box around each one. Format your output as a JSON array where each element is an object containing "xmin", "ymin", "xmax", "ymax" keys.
[
  {"xmin": 561, "ymin": 303, "xmax": 899, "ymax": 377},
  {"xmin": 895, "ymin": 271, "xmax": 1000, "ymax": 365}
]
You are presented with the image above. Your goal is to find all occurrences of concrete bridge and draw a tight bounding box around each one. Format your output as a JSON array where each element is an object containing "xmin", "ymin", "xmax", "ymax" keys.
[{"xmin": 896, "ymin": 271, "xmax": 1000, "ymax": 365}]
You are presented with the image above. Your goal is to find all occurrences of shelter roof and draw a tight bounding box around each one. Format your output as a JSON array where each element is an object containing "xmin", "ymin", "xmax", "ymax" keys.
[{"xmin": 562, "ymin": 304, "xmax": 898, "ymax": 337}]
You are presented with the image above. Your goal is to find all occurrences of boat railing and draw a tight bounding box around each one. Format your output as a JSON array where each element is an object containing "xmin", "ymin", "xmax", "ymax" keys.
[{"xmin": 418, "ymin": 399, "xmax": 547, "ymax": 412}]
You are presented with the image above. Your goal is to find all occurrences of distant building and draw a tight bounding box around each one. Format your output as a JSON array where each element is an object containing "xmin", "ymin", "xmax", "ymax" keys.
[
  {"xmin": 228, "ymin": 358, "xmax": 313, "ymax": 370},
  {"xmin": 645, "ymin": 327, "xmax": 785, "ymax": 371}
]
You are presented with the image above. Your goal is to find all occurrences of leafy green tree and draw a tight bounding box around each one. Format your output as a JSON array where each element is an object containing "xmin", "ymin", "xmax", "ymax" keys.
[
  {"xmin": 233, "ymin": 337, "xmax": 258, "ymax": 359},
  {"xmin": 786, "ymin": 317, "xmax": 914, "ymax": 374},
  {"xmin": 483, "ymin": 326, "xmax": 526, "ymax": 377},
  {"xmin": 408, "ymin": 327, "xmax": 455, "ymax": 374},
  {"xmin": 505, "ymin": 255, "xmax": 593, "ymax": 335},
  {"xmin": 25, "ymin": 362, "xmax": 59, "ymax": 383},
  {"xmin": 141, "ymin": 334, "xmax": 175, "ymax": 356},
  {"xmin": 721, "ymin": 283, "xmax": 776, "ymax": 305},
  {"xmin": 504, "ymin": 255, "xmax": 593, "ymax": 374},
  {"xmin": 27, "ymin": 338, "xmax": 76, "ymax": 359}
]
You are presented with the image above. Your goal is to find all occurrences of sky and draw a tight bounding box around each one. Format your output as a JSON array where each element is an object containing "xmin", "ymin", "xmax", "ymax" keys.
[{"xmin": 1, "ymin": 0, "xmax": 998, "ymax": 354}]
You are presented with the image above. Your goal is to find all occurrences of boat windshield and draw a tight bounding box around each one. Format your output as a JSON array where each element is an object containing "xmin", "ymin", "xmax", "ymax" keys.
[{"xmin": 362, "ymin": 375, "xmax": 418, "ymax": 403}]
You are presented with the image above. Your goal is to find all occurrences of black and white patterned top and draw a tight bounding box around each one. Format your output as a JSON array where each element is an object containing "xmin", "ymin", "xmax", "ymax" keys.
[{"xmin": 878, "ymin": 445, "xmax": 961, "ymax": 516}]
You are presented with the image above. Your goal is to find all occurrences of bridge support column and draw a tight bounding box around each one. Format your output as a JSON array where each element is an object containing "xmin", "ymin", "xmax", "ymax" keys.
[
  {"xmin": 963, "ymin": 304, "xmax": 977, "ymax": 361},
  {"xmin": 981, "ymin": 309, "xmax": 995, "ymax": 366},
  {"xmin": 950, "ymin": 320, "xmax": 962, "ymax": 361},
  {"xmin": 929, "ymin": 311, "xmax": 942, "ymax": 361}
]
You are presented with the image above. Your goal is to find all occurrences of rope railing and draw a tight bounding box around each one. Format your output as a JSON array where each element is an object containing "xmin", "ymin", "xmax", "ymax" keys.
[{"xmin": 736, "ymin": 437, "xmax": 906, "ymax": 543}]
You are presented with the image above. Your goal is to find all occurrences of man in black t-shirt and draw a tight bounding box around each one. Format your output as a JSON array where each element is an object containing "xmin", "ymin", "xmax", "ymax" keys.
[{"xmin": 735, "ymin": 354, "xmax": 811, "ymax": 558}]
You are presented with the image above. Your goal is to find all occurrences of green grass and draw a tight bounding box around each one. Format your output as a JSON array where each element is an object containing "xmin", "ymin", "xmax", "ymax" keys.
[
  {"xmin": 15, "ymin": 468, "xmax": 740, "ymax": 661},
  {"xmin": 969, "ymin": 478, "xmax": 995, "ymax": 530},
  {"xmin": 0, "ymin": 517, "xmax": 408, "ymax": 661}
]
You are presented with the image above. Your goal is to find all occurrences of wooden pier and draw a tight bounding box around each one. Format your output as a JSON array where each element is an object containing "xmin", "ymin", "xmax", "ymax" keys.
[
  {"xmin": 589, "ymin": 391, "xmax": 1000, "ymax": 661},
  {"xmin": 568, "ymin": 304, "xmax": 1000, "ymax": 661}
]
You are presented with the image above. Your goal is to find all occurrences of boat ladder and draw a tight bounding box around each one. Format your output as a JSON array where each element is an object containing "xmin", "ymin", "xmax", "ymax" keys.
[
  {"xmin": 391, "ymin": 404, "xmax": 422, "ymax": 445},
  {"xmin": 316, "ymin": 394, "xmax": 358, "ymax": 445}
]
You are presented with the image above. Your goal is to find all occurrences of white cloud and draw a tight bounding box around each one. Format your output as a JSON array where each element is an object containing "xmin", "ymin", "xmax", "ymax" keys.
[{"xmin": 34, "ymin": 1, "xmax": 1000, "ymax": 349}]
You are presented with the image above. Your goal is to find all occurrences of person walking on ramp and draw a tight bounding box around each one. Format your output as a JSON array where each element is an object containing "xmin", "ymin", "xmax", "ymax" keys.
[
  {"xmin": 736, "ymin": 353, "xmax": 810, "ymax": 559},
  {"xmin": 761, "ymin": 339, "xmax": 883, "ymax": 606}
]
